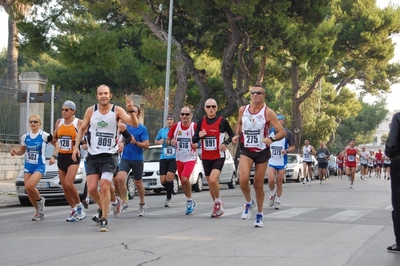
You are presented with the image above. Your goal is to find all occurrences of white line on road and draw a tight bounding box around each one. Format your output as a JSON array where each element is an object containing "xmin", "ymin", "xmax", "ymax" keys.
[
  {"xmin": 323, "ymin": 209, "xmax": 372, "ymax": 221},
  {"xmin": 265, "ymin": 208, "xmax": 317, "ymax": 218}
]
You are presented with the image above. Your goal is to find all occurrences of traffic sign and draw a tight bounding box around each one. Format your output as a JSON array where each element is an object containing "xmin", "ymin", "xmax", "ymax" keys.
[{"xmin": 17, "ymin": 92, "xmax": 61, "ymax": 103}]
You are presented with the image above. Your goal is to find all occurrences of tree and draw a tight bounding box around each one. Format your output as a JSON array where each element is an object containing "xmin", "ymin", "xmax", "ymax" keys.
[{"xmin": 0, "ymin": 0, "xmax": 33, "ymax": 89}]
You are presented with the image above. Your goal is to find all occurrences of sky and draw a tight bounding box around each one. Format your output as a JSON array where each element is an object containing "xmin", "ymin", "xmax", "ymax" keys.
[{"xmin": 0, "ymin": 1, "xmax": 399, "ymax": 111}]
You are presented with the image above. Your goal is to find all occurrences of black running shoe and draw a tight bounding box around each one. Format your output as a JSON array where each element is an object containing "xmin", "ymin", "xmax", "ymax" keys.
[{"xmin": 387, "ymin": 244, "xmax": 400, "ymax": 253}]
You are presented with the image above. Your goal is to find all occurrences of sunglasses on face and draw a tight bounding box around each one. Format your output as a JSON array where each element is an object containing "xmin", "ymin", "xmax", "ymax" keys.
[
  {"xmin": 29, "ymin": 120, "xmax": 39, "ymax": 124},
  {"xmin": 251, "ymin": 91, "xmax": 264, "ymax": 95},
  {"xmin": 180, "ymin": 113, "xmax": 190, "ymax": 116},
  {"xmin": 205, "ymin": 105, "xmax": 217, "ymax": 109},
  {"xmin": 61, "ymin": 108, "xmax": 71, "ymax": 112}
]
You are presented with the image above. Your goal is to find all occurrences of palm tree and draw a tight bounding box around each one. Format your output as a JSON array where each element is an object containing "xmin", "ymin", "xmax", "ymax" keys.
[{"xmin": 0, "ymin": 0, "xmax": 31, "ymax": 89}]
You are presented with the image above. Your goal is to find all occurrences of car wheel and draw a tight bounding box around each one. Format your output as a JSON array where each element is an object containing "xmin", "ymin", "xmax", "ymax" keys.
[
  {"xmin": 228, "ymin": 172, "xmax": 237, "ymax": 189},
  {"xmin": 126, "ymin": 174, "xmax": 136, "ymax": 199},
  {"xmin": 172, "ymin": 176, "xmax": 179, "ymax": 195},
  {"xmin": 192, "ymin": 174, "xmax": 203, "ymax": 192},
  {"xmin": 18, "ymin": 196, "xmax": 32, "ymax": 206}
]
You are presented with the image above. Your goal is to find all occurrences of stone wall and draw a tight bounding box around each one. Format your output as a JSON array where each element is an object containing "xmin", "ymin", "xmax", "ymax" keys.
[{"xmin": 0, "ymin": 143, "xmax": 24, "ymax": 180}]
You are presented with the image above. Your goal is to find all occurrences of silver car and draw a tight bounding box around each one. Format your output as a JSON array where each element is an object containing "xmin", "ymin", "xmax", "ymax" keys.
[{"xmin": 15, "ymin": 144, "xmax": 87, "ymax": 206}]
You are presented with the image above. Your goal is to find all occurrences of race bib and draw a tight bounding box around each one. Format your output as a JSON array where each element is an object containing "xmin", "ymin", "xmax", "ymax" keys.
[
  {"xmin": 319, "ymin": 153, "xmax": 325, "ymax": 158},
  {"xmin": 163, "ymin": 146, "xmax": 176, "ymax": 156},
  {"xmin": 177, "ymin": 137, "xmax": 191, "ymax": 151},
  {"xmin": 348, "ymin": 155, "xmax": 355, "ymax": 162},
  {"xmin": 26, "ymin": 151, "xmax": 39, "ymax": 164},
  {"xmin": 271, "ymin": 146, "xmax": 282, "ymax": 158},
  {"xmin": 203, "ymin": 136, "xmax": 217, "ymax": 151},
  {"xmin": 59, "ymin": 135, "xmax": 72, "ymax": 151},
  {"xmin": 243, "ymin": 130, "xmax": 260, "ymax": 148},
  {"xmin": 95, "ymin": 132, "xmax": 113, "ymax": 150},
  {"xmin": 304, "ymin": 154, "xmax": 310, "ymax": 159}
]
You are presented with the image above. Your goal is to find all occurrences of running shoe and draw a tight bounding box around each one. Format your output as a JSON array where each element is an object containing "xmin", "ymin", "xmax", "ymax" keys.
[
  {"xmin": 92, "ymin": 208, "xmax": 102, "ymax": 225},
  {"xmin": 186, "ymin": 200, "xmax": 196, "ymax": 215},
  {"xmin": 66, "ymin": 208, "xmax": 77, "ymax": 222},
  {"xmin": 138, "ymin": 203, "xmax": 147, "ymax": 217},
  {"xmin": 113, "ymin": 198, "xmax": 122, "ymax": 218},
  {"xmin": 274, "ymin": 202, "xmax": 281, "ymax": 210},
  {"xmin": 82, "ymin": 197, "xmax": 89, "ymax": 209},
  {"xmin": 303, "ymin": 178, "xmax": 307, "ymax": 184},
  {"xmin": 269, "ymin": 193, "xmax": 276, "ymax": 207},
  {"xmin": 164, "ymin": 199, "xmax": 171, "ymax": 207},
  {"xmin": 254, "ymin": 213, "xmax": 264, "ymax": 228},
  {"xmin": 121, "ymin": 202, "xmax": 130, "ymax": 212},
  {"xmin": 350, "ymin": 184, "xmax": 353, "ymax": 189},
  {"xmin": 76, "ymin": 203, "xmax": 86, "ymax": 220},
  {"xmin": 99, "ymin": 218, "xmax": 109, "ymax": 232},
  {"xmin": 241, "ymin": 199, "xmax": 256, "ymax": 220},
  {"xmin": 320, "ymin": 179, "xmax": 323, "ymax": 184},
  {"xmin": 32, "ymin": 212, "xmax": 44, "ymax": 221},
  {"xmin": 211, "ymin": 202, "xmax": 224, "ymax": 218},
  {"xmin": 37, "ymin": 197, "xmax": 45, "ymax": 214},
  {"xmin": 387, "ymin": 244, "xmax": 400, "ymax": 253},
  {"xmin": 308, "ymin": 180, "xmax": 312, "ymax": 186}
]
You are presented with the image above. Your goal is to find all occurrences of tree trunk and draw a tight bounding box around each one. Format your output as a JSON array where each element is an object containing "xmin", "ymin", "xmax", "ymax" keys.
[{"xmin": 7, "ymin": 14, "xmax": 18, "ymax": 89}]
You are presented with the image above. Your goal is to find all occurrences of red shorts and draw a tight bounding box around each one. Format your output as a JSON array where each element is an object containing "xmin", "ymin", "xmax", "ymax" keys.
[
  {"xmin": 176, "ymin": 160, "xmax": 196, "ymax": 180},
  {"xmin": 345, "ymin": 161, "xmax": 356, "ymax": 168}
]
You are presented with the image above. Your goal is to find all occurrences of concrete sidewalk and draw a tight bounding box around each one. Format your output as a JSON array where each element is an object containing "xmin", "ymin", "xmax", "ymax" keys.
[{"xmin": 0, "ymin": 179, "xmax": 20, "ymax": 208}]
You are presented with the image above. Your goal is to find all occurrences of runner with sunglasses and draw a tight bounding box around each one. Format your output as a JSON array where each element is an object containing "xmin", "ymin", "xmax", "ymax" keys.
[
  {"xmin": 232, "ymin": 84, "xmax": 286, "ymax": 227},
  {"xmin": 166, "ymin": 107, "xmax": 198, "ymax": 215},
  {"xmin": 50, "ymin": 100, "xmax": 86, "ymax": 222},
  {"xmin": 11, "ymin": 114, "xmax": 53, "ymax": 221},
  {"xmin": 192, "ymin": 98, "xmax": 235, "ymax": 218}
]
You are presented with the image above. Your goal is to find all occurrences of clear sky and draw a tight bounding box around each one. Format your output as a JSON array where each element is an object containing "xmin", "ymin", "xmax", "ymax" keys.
[{"xmin": 0, "ymin": 2, "xmax": 399, "ymax": 111}]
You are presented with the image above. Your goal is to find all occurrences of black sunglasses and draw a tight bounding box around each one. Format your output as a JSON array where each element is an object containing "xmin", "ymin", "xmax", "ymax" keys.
[
  {"xmin": 29, "ymin": 120, "xmax": 39, "ymax": 124},
  {"xmin": 180, "ymin": 113, "xmax": 190, "ymax": 116},
  {"xmin": 251, "ymin": 91, "xmax": 264, "ymax": 95},
  {"xmin": 205, "ymin": 105, "xmax": 217, "ymax": 109},
  {"xmin": 61, "ymin": 108, "xmax": 71, "ymax": 112}
]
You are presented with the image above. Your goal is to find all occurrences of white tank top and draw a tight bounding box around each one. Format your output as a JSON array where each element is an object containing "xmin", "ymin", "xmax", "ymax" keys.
[
  {"xmin": 173, "ymin": 121, "xmax": 197, "ymax": 162},
  {"xmin": 268, "ymin": 132, "xmax": 287, "ymax": 167},
  {"xmin": 241, "ymin": 104, "xmax": 268, "ymax": 152},
  {"xmin": 302, "ymin": 146, "xmax": 312, "ymax": 162},
  {"xmin": 87, "ymin": 104, "xmax": 118, "ymax": 155}
]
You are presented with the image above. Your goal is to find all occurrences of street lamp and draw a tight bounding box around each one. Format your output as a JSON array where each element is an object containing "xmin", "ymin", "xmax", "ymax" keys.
[{"xmin": 163, "ymin": 0, "xmax": 174, "ymax": 127}]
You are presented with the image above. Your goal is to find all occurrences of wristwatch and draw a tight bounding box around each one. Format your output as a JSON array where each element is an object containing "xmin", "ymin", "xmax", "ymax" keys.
[{"xmin": 269, "ymin": 135, "xmax": 276, "ymax": 142}]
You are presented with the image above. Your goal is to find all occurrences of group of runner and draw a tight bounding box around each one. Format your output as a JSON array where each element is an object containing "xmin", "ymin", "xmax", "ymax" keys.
[{"xmin": 11, "ymin": 84, "xmax": 293, "ymax": 230}]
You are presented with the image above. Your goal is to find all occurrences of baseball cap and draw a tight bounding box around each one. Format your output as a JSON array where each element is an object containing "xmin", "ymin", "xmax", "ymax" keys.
[
  {"xmin": 63, "ymin": 100, "xmax": 76, "ymax": 111},
  {"xmin": 277, "ymin": 114, "xmax": 285, "ymax": 121}
]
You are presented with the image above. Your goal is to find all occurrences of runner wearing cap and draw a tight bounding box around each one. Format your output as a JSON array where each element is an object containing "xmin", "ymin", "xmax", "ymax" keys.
[{"xmin": 50, "ymin": 100, "xmax": 87, "ymax": 222}]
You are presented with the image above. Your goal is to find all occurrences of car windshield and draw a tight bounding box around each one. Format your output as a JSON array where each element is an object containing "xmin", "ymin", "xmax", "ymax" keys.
[
  {"xmin": 287, "ymin": 155, "xmax": 298, "ymax": 163},
  {"xmin": 143, "ymin": 147, "xmax": 162, "ymax": 162}
]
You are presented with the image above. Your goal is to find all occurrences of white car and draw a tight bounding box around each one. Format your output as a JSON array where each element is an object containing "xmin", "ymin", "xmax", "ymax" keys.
[
  {"xmin": 141, "ymin": 145, "xmax": 205, "ymax": 194},
  {"xmin": 285, "ymin": 154, "xmax": 302, "ymax": 182},
  {"xmin": 199, "ymin": 149, "xmax": 238, "ymax": 189},
  {"xmin": 15, "ymin": 144, "xmax": 87, "ymax": 206}
]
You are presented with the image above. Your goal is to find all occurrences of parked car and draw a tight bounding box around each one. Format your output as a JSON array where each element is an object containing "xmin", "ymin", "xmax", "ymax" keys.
[
  {"xmin": 199, "ymin": 149, "xmax": 238, "ymax": 189},
  {"xmin": 141, "ymin": 145, "xmax": 205, "ymax": 194},
  {"xmin": 15, "ymin": 144, "xmax": 87, "ymax": 206},
  {"xmin": 328, "ymin": 156, "xmax": 337, "ymax": 176},
  {"xmin": 285, "ymin": 154, "xmax": 302, "ymax": 182}
]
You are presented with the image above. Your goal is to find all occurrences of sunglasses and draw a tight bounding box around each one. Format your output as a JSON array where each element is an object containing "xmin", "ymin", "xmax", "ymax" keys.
[
  {"xmin": 29, "ymin": 120, "xmax": 39, "ymax": 124},
  {"xmin": 180, "ymin": 113, "xmax": 190, "ymax": 116},
  {"xmin": 251, "ymin": 91, "xmax": 264, "ymax": 95},
  {"xmin": 205, "ymin": 105, "xmax": 217, "ymax": 109},
  {"xmin": 61, "ymin": 108, "xmax": 72, "ymax": 112}
]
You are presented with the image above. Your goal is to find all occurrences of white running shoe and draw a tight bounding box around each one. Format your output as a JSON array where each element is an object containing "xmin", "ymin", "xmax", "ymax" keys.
[
  {"xmin": 269, "ymin": 193, "xmax": 276, "ymax": 207},
  {"xmin": 254, "ymin": 213, "xmax": 264, "ymax": 228},
  {"xmin": 241, "ymin": 199, "xmax": 256, "ymax": 220},
  {"xmin": 274, "ymin": 202, "xmax": 281, "ymax": 210},
  {"xmin": 138, "ymin": 203, "xmax": 147, "ymax": 217}
]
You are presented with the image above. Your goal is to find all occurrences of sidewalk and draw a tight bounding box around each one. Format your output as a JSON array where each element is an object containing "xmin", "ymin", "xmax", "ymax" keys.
[{"xmin": 0, "ymin": 179, "xmax": 20, "ymax": 208}]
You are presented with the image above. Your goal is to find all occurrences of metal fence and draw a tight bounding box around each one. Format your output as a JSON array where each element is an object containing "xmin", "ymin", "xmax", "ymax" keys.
[{"xmin": 0, "ymin": 88, "xmax": 164, "ymax": 144}]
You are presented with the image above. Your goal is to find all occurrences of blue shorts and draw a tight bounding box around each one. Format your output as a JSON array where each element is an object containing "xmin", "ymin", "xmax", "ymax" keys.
[
  {"xmin": 24, "ymin": 163, "xmax": 46, "ymax": 175},
  {"xmin": 268, "ymin": 164, "xmax": 285, "ymax": 170}
]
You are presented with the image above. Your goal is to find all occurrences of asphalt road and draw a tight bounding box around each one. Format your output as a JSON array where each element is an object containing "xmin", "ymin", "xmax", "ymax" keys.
[{"xmin": 0, "ymin": 176, "xmax": 399, "ymax": 266}]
